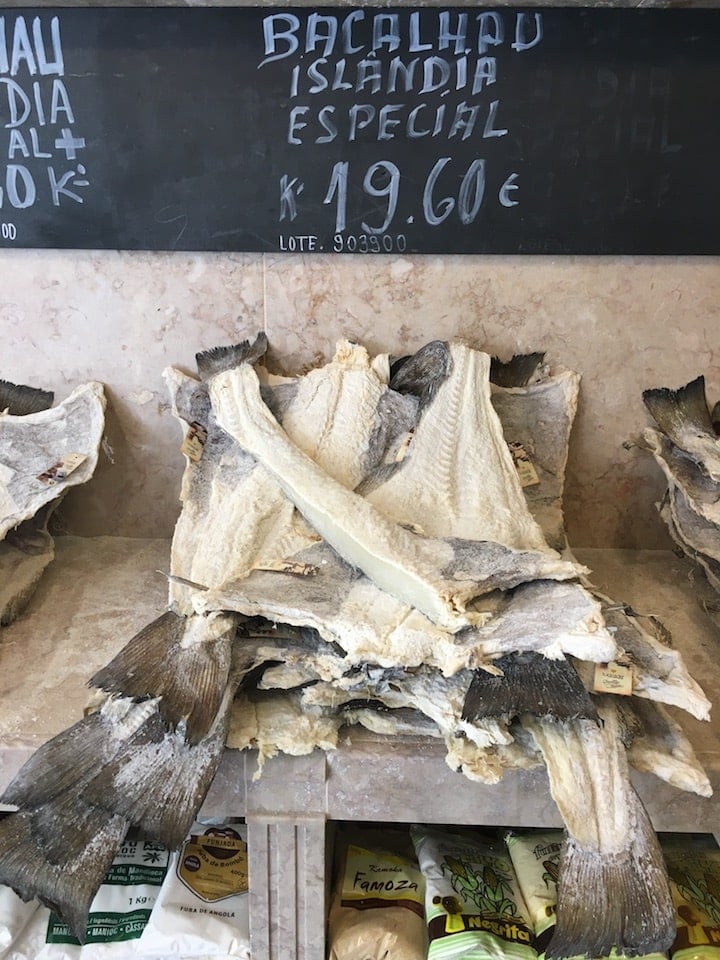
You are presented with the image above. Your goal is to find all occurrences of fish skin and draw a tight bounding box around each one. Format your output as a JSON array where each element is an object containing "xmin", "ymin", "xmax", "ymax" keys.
[
  {"xmin": 524, "ymin": 700, "xmax": 676, "ymax": 959},
  {"xmin": 0, "ymin": 379, "xmax": 54, "ymax": 416},
  {"xmin": 643, "ymin": 376, "xmax": 720, "ymax": 481},
  {"xmin": 0, "ymin": 381, "xmax": 106, "ymax": 540},
  {"xmin": 88, "ymin": 610, "xmax": 237, "ymax": 746},
  {"xmin": 643, "ymin": 428, "xmax": 720, "ymax": 527},
  {"xmin": 208, "ymin": 358, "xmax": 582, "ymax": 633},
  {"xmin": 490, "ymin": 352, "xmax": 547, "ymax": 388},
  {"xmin": 614, "ymin": 695, "xmax": 712, "ymax": 798},
  {"xmin": 664, "ymin": 482, "xmax": 720, "ymax": 564},
  {"xmin": 490, "ymin": 370, "xmax": 581, "ymax": 552}
]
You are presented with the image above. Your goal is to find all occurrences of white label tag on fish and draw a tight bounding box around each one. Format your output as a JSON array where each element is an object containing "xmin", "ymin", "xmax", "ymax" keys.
[
  {"xmin": 181, "ymin": 421, "xmax": 208, "ymax": 463},
  {"xmin": 36, "ymin": 452, "xmax": 87, "ymax": 485},
  {"xmin": 593, "ymin": 661, "xmax": 633, "ymax": 696},
  {"xmin": 508, "ymin": 441, "xmax": 540, "ymax": 488}
]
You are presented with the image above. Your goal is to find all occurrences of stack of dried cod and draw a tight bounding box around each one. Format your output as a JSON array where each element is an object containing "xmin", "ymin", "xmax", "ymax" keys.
[
  {"xmin": 0, "ymin": 379, "xmax": 105, "ymax": 625},
  {"xmin": 643, "ymin": 375, "xmax": 720, "ymax": 597},
  {"xmin": 0, "ymin": 337, "xmax": 712, "ymax": 958}
]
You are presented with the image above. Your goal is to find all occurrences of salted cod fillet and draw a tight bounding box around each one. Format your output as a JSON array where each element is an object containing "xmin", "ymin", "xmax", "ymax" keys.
[
  {"xmin": 178, "ymin": 341, "xmax": 613, "ymax": 671},
  {"xmin": 487, "ymin": 365, "xmax": 711, "ymax": 721},
  {"xmin": 643, "ymin": 376, "xmax": 720, "ymax": 482},
  {"xmin": 0, "ymin": 381, "xmax": 106, "ymax": 624},
  {"xmin": 490, "ymin": 369, "xmax": 580, "ymax": 552},
  {"xmin": 206, "ymin": 346, "xmax": 583, "ymax": 632},
  {"xmin": 523, "ymin": 698, "xmax": 676, "ymax": 958}
]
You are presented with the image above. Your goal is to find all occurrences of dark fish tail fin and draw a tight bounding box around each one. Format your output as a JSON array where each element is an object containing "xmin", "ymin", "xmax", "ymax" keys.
[
  {"xmin": 1, "ymin": 711, "xmax": 124, "ymax": 809},
  {"xmin": 81, "ymin": 685, "xmax": 235, "ymax": 849},
  {"xmin": 0, "ymin": 804, "xmax": 127, "ymax": 943},
  {"xmin": 461, "ymin": 652, "xmax": 599, "ymax": 724},
  {"xmin": 0, "ymin": 379, "xmax": 54, "ymax": 416},
  {"xmin": 89, "ymin": 611, "xmax": 234, "ymax": 745},
  {"xmin": 389, "ymin": 340, "xmax": 452, "ymax": 409},
  {"xmin": 490, "ymin": 352, "xmax": 546, "ymax": 388},
  {"xmin": 547, "ymin": 792, "xmax": 675, "ymax": 959},
  {"xmin": 195, "ymin": 331, "xmax": 268, "ymax": 380},
  {"xmin": 643, "ymin": 375, "xmax": 715, "ymax": 440}
]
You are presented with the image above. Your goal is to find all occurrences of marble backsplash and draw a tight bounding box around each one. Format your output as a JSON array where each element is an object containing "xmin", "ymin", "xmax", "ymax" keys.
[{"xmin": 3, "ymin": 248, "xmax": 719, "ymax": 548}]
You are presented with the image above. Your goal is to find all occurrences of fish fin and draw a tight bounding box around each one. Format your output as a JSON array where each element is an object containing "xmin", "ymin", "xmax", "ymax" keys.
[
  {"xmin": 712, "ymin": 399, "xmax": 720, "ymax": 436},
  {"xmin": 81, "ymin": 700, "xmax": 231, "ymax": 849},
  {"xmin": 490, "ymin": 352, "xmax": 546, "ymax": 387},
  {"xmin": 195, "ymin": 331, "xmax": 268, "ymax": 380},
  {"xmin": 1, "ymin": 712, "xmax": 118, "ymax": 808},
  {"xmin": 389, "ymin": 340, "xmax": 452, "ymax": 408},
  {"xmin": 462, "ymin": 652, "xmax": 599, "ymax": 724},
  {"xmin": 643, "ymin": 375, "xmax": 715, "ymax": 442},
  {"xmin": 89, "ymin": 611, "xmax": 233, "ymax": 745},
  {"xmin": 547, "ymin": 793, "xmax": 675, "ymax": 959},
  {"xmin": 0, "ymin": 806, "xmax": 127, "ymax": 943},
  {"xmin": 0, "ymin": 379, "xmax": 54, "ymax": 416}
]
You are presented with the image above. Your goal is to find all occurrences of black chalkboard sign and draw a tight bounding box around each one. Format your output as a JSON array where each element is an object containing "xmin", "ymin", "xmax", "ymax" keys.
[{"xmin": 0, "ymin": 6, "xmax": 719, "ymax": 253}]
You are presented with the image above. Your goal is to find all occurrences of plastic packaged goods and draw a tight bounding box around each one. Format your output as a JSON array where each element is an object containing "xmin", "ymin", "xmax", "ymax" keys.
[
  {"xmin": 327, "ymin": 826, "xmax": 427, "ymax": 960},
  {"xmin": 3, "ymin": 831, "xmax": 169, "ymax": 960},
  {"xmin": 137, "ymin": 820, "xmax": 250, "ymax": 959},
  {"xmin": 663, "ymin": 836, "xmax": 720, "ymax": 960},
  {"xmin": 0, "ymin": 884, "xmax": 39, "ymax": 959},
  {"xmin": 411, "ymin": 824, "xmax": 536, "ymax": 960},
  {"xmin": 505, "ymin": 830, "xmax": 563, "ymax": 955}
]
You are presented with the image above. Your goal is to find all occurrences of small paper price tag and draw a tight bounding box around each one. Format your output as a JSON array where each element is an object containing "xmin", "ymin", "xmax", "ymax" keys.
[
  {"xmin": 593, "ymin": 661, "xmax": 634, "ymax": 696},
  {"xmin": 508, "ymin": 441, "xmax": 540, "ymax": 488},
  {"xmin": 37, "ymin": 452, "xmax": 87, "ymax": 485},
  {"xmin": 181, "ymin": 421, "xmax": 208, "ymax": 463}
]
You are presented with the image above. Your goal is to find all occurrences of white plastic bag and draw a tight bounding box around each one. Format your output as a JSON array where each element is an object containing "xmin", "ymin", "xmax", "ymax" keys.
[{"xmin": 138, "ymin": 820, "xmax": 250, "ymax": 959}]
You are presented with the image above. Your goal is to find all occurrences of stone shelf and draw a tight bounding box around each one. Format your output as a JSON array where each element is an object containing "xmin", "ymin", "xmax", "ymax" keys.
[{"xmin": 1, "ymin": 536, "xmax": 718, "ymax": 959}]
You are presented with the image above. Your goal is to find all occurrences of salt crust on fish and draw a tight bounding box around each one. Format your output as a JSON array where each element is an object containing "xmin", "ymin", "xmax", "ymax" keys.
[
  {"xmin": 614, "ymin": 696, "xmax": 712, "ymax": 798},
  {"xmin": 363, "ymin": 344, "xmax": 551, "ymax": 550},
  {"xmin": 207, "ymin": 353, "xmax": 582, "ymax": 632},
  {"xmin": 490, "ymin": 370, "xmax": 581, "ymax": 552},
  {"xmin": 643, "ymin": 428, "xmax": 720, "ymax": 527},
  {"xmin": 523, "ymin": 699, "xmax": 676, "ymax": 958},
  {"xmin": 569, "ymin": 596, "xmax": 711, "ymax": 722},
  {"xmin": 170, "ymin": 341, "xmax": 607, "ymax": 671},
  {"xmin": 226, "ymin": 689, "xmax": 341, "ymax": 777},
  {"xmin": 0, "ymin": 381, "xmax": 105, "ymax": 538}
]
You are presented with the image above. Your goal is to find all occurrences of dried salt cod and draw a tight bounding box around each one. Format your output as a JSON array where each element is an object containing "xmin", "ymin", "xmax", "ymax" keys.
[
  {"xmin": 644, "ymin": 428, "xmax": 720, "ymax": 528},
  {"xmin": 523, "ymin": 698, "xmax": 676, "ymax": 959},
  {"xmin": 614, "ymin": 695, "xmax": 712, "ymax": 798},
  {"xmin": 183, "ymin": 339, "xmax": 609, "ymax": 673},
  {"xmin": 0, "ymin": 381, "xmax": 105, "ymax": 625},
  {"xmin": 0, "ymin": 380, "xmax": 105, "ymax": 538},
  {"xmin": 643, "ymin": 376, "xmax": 720, "ymax": 482},
  {"xmin": 490, "ymin": 368, "xmax": 581, "ymax": 553},
  {"xmin": 570, "ymin": 600, "xmax": 711, "ymax": 722},
  {"xmin": 227, "ymin": 687, "xmax": 342, "ymax": 774},
  {"xmin": 207, "ymin": 348, "xmax": 583, "ymax": 633}
]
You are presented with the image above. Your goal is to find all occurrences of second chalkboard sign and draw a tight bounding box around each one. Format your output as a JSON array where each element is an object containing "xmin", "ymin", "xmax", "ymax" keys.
[{"xmin": 0, "ymin": 6, "xmax": 718, "ymax": 253}]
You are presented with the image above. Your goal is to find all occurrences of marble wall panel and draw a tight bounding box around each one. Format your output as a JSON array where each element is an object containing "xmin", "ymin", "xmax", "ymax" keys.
[
  {"xmin": 2, "ymin": 248, "xmax": 719, "ymax": 547},
  {"xmin": 1, "ymin": 249, "xmax": 264, "ymax": 537},
  {"xmin": 262, "ymin": 253, "xmax": 720, "ymax": 549}
]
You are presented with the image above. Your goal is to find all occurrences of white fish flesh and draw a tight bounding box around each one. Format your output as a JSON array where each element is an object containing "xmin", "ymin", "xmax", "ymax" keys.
[{"xmin": 208, "ymin": 358, "xmax": 583, "ymax": 633}]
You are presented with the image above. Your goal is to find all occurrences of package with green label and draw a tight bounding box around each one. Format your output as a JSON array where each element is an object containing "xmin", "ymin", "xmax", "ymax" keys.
[
  {"xmin": 505, "ymin": 830, "xmax": 563, "ymax": 954},
  {"xmin": 410, "ymin": 824, "xmax": 536, "ymax": 960},
  {"xmin": 3, "ymin": 829, "xmax": 169, "ymax": 959},
  {"xmin": 328, "ymin": 826, "xmax": 427, "ymax": 960},
  {"xmin": 663, "ymin": 839, "xmax": 720, "ymax": 960},
  {"xmin": 137, "ymin": 819, "xmax": 250, "ymax": 959}
]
